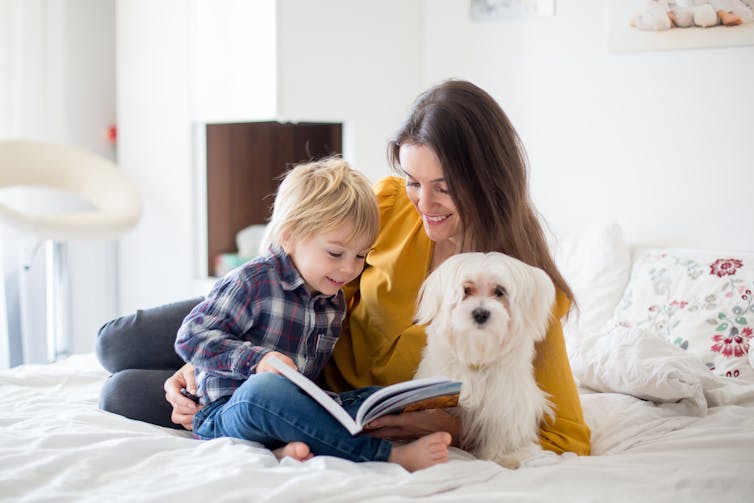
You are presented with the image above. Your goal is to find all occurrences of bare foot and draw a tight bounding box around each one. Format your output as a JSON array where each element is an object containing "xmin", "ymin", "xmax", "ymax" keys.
[
  {"xmin": 718, "ymin": 10, "xmax": 742, "ymax": 26},
  {"xmin": 273, "ymin": 441, "xmax": 313, "ymax": 461},
  {"xmin": 388, "ymin": 432, "xmax": 452, "ymax": 472}
]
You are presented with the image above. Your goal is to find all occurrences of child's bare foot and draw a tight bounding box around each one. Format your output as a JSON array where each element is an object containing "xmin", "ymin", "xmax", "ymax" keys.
[
  {"xmin": 388, "ymin": 432, "xmax": 452, "ymax": 472},
  {"xmin": 718, "ymin": 10, "xmax": 742, "ymax": 26},
  {"xmin": 273, "ymin": 441, "xmax": 313, "ymax": 461}
]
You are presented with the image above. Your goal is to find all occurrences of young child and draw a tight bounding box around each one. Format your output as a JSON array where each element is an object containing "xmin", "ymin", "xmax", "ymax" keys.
[{"xmin": 174, "ymin": 157, "xmax": 451, "ymax": 471}]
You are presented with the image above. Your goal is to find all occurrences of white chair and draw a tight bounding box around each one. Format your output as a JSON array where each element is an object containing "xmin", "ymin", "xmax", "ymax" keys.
[{"xmin": 0, "ymin": 139, "xmax": 141, "ymax": 362}]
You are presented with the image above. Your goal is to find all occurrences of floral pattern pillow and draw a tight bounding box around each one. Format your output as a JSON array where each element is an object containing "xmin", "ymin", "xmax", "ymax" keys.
[{"xmin": 604, "ymin": 250, "xmax": 754, "ymax": 381}]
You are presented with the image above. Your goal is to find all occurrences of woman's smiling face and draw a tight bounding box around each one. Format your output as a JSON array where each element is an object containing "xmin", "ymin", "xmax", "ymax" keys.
[{"xmin": 399, "ymin": 143, "xmax": 463, "ymax": 246}]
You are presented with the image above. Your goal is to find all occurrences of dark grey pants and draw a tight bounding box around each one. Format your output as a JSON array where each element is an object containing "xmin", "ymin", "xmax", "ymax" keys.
[{"xmin": 95, "ymin": 297, "xmax": 203, "ymax": 429}]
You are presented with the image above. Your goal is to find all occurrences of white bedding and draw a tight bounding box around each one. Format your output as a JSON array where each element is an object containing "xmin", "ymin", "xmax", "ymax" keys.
[
  {"xmin": 5, "ymin": 224, "xmax": 754, "ymax": 502},
  {"xmin": 2, "ymin": 353, "xmax": 754, "ymax": 503}
]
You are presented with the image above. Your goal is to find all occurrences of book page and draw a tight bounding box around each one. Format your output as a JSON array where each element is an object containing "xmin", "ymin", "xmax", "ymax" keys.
[{"xmin": 267, "ymin": 357, "xmax": 361, "ymax": 435}]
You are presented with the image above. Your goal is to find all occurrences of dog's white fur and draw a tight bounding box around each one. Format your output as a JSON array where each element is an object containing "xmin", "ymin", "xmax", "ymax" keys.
[{"xmin": 414, "ymin": 252, "xmax": 556, "ymax": 469}]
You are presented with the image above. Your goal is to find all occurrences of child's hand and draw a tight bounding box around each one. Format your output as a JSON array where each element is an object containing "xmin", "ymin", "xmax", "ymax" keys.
[{"xmin": 258, "ymin": 351, "xmax": 297, "ymax": 374}]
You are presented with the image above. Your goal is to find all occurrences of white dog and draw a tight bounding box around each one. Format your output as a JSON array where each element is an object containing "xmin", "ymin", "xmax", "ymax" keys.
[{"xmin": 414, "ymin": 251, "xmax": 556, "ymax": 469}]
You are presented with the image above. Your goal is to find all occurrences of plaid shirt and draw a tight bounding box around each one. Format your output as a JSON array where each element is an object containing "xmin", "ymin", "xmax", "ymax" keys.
[{"xmin": 174, "ymin": 248, "xmax": 346, "ymax": 404}]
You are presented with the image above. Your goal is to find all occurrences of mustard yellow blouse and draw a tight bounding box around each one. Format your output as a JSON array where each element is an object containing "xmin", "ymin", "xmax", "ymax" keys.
[{"xmin": 322, "ymin": 176, "xmax": 591, "ymax": 455}]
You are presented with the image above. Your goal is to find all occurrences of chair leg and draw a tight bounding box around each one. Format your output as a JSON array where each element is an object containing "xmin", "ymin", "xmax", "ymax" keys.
[{"xmin": 45, "ymin": 241, "xmax": 71, "ymax": 362}]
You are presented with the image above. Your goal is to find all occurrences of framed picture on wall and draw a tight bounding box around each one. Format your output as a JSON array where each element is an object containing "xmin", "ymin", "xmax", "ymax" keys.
[
  {"xmin": 470, "ymin": 0, "xmax": 555, "ymax": 20},
  {"xmin": 609, "ymin": 0, "xmax": 754, "ymax": 52}
]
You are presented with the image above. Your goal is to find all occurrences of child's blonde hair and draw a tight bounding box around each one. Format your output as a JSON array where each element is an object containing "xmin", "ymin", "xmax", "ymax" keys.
[{"xmin": 260, "ymin": 157, "xmax": 379, "ymax": 254}]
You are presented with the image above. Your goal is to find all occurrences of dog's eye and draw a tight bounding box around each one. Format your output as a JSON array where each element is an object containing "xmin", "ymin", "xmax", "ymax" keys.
[
  {"xmin": 463, "ymin": 283, "xmax": 479, "ymax": 298},
  {"xmin": 493, "ymin": 286, "xmax": 506, "ymax": 298}
]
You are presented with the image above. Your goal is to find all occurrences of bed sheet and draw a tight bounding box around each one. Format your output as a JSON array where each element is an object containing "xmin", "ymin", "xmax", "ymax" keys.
[{"xmin": 1, "ymin": 354, "xmax": 754, "ymax": 503}]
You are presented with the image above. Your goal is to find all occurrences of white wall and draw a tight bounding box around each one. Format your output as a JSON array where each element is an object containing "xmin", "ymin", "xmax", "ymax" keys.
[
  {"xmin": 276, "ymin": 0, "xmax": 424, "ymax": 181},
  {"xmin": 188, "ymin": 0, "xmax": 278, "ymax": 122},
  {"xmin": 421, "ymin": 0, "xmax": 754, "ymax": 251},
  {"xmin": 116, "ymin": 0, "xmax": 194, "ymax": 314}
]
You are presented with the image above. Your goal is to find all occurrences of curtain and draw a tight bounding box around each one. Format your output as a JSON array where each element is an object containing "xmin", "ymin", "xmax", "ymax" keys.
[
  {"xmin": 0, "ymin": 0, "xmax": 49, "ymax": 368},
  {"xmin": 0, "ymin": 0, "xmax": 118, "ymax": 368}
]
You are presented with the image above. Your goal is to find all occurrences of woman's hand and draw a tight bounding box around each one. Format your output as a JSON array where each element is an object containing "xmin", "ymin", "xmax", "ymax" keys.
[
  {"xmin": 257, "ymin": 351, "xmax": 297, "ymax": 374},
  {"xmin": 364, "ymin": 409, "xmax": 462, "ymax": 447},
  {"xmin": 164, "ymin": 363, "xmax": 202, "ymax": 430}
]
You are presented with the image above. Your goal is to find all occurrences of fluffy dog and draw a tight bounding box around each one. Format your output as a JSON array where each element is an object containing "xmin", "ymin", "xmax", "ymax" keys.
[{"xmin": 414, "ymin": 251, "xmax": 556, "ymax": 468}]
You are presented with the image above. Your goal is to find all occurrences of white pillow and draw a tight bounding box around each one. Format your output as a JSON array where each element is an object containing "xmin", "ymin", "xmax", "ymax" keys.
[
  {"xmin": 552, "ymin": 222, "xmax": 632, "ymax": 348},
  {"xmin": 604, "ymin": 249, "xmax": 754, "ymax": 381}
]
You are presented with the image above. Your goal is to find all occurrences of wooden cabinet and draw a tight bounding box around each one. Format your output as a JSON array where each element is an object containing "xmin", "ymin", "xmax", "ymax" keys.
[{"xmin": 205, "ymin": 121, "xmax": 342, "ymax": 275}]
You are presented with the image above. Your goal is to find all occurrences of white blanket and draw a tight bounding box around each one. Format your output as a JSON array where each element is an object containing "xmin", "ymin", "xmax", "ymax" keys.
[
  {"xmin": 568, "ymin": 324, "xmax": 754, "ymax": 415},
  {"xmin": 2, "ymin": 354, "xmax": 754, "ymax": 502}
]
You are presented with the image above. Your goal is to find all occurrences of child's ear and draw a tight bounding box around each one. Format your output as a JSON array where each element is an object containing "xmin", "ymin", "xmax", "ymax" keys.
[{"xmin": 279, "ymin": 231, "xmax": 292, "ymax": 254}]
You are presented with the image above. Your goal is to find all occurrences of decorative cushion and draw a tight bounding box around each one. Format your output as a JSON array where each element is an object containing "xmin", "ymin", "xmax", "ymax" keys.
[{"xmin": 604, "ymin": 249, "xmax": 754, "ymax": 381}]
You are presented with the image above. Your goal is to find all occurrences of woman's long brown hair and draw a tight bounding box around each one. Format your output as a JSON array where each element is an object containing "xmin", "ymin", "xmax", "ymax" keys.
[{"xmin": 388, "ymin": 79, "xmax": 574, "ymax": 303}]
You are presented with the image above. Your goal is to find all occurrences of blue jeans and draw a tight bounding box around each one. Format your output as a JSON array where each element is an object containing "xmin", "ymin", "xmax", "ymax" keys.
[{"xmin": 193, "ymin": 373, "xmax": 393, "ymax": 463}]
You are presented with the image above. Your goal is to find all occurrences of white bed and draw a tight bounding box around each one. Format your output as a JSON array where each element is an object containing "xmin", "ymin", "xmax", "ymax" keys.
[{"xmin": 3, "ymin": 223, "xmax": 754, "ymax": 502}]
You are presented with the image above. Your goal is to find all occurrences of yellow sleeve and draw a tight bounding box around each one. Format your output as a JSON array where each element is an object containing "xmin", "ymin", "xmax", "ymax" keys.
[
  {"xmin": 323, "ymin": 176, "xmax": 431, "ymax": 391},
  {"xmin": 535, "ymin": 290, "xmax": 591, "ymax": 455}
]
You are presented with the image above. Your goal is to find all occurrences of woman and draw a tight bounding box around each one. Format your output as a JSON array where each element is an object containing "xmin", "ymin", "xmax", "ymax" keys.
[{"xmin": 97, "ymin": 79, "xmax": 590, "ymax": 457}]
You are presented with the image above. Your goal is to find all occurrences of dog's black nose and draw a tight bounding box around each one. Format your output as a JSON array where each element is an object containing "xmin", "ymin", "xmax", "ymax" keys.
[{"xmin": 472, "ymin": 308, "xmax": 490, "ymax": 325}]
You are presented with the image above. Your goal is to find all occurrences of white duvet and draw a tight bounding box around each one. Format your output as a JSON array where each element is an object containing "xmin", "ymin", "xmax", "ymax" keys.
[{"xmin": 2, "ymin": 353, "xmax": 754, "ymax": 503}]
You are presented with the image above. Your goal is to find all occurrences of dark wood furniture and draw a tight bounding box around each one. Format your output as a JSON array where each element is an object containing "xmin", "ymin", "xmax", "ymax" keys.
[{"xmin": 205, "ymin": 121, "xmax": 342, "ymax": 275}]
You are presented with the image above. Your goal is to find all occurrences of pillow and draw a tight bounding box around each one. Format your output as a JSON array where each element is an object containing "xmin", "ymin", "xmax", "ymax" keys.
[
  {"xmin": 551, "ymin": 222, "xmax": 632, "ymax": 348},
  {"xmin": 604, "ymin": 249, "xmax": 754, "ymax": 381}
]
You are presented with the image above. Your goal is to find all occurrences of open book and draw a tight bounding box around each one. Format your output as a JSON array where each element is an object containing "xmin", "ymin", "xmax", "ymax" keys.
[{"xmin": 268, "ymin": 357, "xmax": 462, "ymax": 435}]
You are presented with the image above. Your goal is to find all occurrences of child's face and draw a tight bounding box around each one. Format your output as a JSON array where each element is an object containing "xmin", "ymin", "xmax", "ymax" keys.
[{"xmin": 286, "ymin": 223, "xmax": 373, "ymax": 296}]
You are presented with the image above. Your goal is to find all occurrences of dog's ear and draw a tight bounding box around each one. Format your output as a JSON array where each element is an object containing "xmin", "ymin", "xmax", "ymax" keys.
[
  {"xmin": 415, "ymin": 254, "xmax": 469, "ymax": 324},
  {"xmin": 414, "ymin": 267, "xmax": 445, "ymax": 325},
  {"xmin": 519, "ymin": 266, "xmax": 557, "ymax": 343}
]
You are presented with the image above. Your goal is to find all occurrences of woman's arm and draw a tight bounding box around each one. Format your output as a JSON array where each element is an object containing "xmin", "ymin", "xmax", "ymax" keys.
[
  {"xmin": 364, "ymin": 409, "xmax": 462, "ymax": 447},
  {"xmin": 533, "ymin": 292, "xmax": 591, "ymax": 455},
  {"xmin": 164, "ymin": 364, "xmax": 202, "ymax": 430}
]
